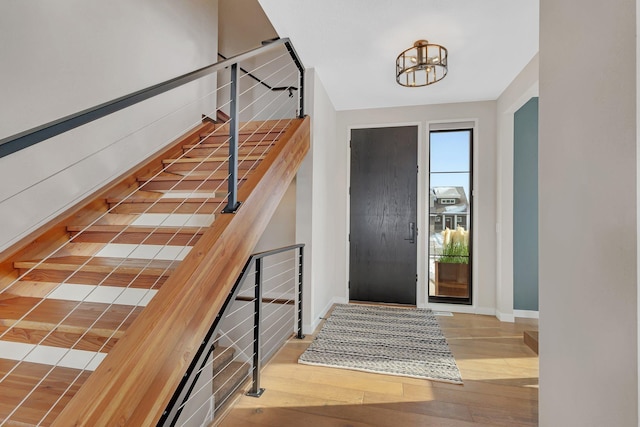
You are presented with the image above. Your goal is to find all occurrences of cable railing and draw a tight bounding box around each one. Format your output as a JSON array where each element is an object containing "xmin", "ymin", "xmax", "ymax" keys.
[
  {"xmin": 0, "ymin": 38, "xmax": 303, "ymax": 156},
  {"xmin": 159, "ymin": 244, "xmax": 304, "ymax": 426},
  {"xmin": 217, "ymin": 52, "xmax": 299, "ymax": 96},
  {"xmin": 0, "ymin": 38, "xmax": 308, "ymax": 426}
]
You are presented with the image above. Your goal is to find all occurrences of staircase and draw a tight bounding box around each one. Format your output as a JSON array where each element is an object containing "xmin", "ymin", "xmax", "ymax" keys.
[
  {"xmin": 211, "ymin": 341, "xmax": 250, "ymax": 413},
  {"xmin": 0, "ymin": 116, "xmax": 309, "ymax": 425}
]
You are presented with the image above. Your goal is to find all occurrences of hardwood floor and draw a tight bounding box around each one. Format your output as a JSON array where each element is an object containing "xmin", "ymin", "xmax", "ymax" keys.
[{"xmin": 217, "ymin": 310, "xmax": 539, "ymax": 427}]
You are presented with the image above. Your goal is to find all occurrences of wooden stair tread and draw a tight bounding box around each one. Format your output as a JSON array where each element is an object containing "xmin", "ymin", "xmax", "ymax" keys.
[
  {"xmin": 203, "ymin": 128, "xmax": 287, "ymax": 139},
  {"xmin": 14, "ymin": 256, "xmax": 175, "ymax": 289},
  {"xmin": 213, "ymin": 361, "xmax": 250, "ymax": 410},
  {"xmin": 67, "ymin": 225, "xmax": 206, "ymax": 246},
  {"xmin": 210, "ymin": 119, "xmax": 290, "ymax": 133},
  {"xmin": 201, "ymin": 125, "xmax": 286, "ymax": 135},
  {"xmin": 212, "ymin": 345, "xmax": 235, "ymax": 373},
  {"xmin": 0, "ymin": 325, "xmax": 119, "ymax": 354},
  {"xmin": 185, "ymin": 144, "xmax": 272, "ymax": 152},
  {"xmin": 137, "ymin": 171, "xmax": 232, "ymax": 181},
  {"xmin": 185, "ymin": 140, "xmax": 276, "ymax": 149},
  {"xmin": 0, "ymin": 295, "xmax": 143, "ymax": 339},
  {"xmin": 163, "ymin": 158, "xmax": 264, "ymax": 175},
  {"xmin": 136, "ymin": 172, "xmax": 249, "ymax": 191},
  {"xmin": 105, "ymin": 196, "xmax": 226, "ymax": 215},
  {"xmin": 195, "ymin": 136, "xmax": 281, "ymax": 146},
  {"xmin": 106, "ymin": 195, "xmax": 226, "ymax": 205},
  {"xmin": 0, "ymin": 358, "xmax": 90, "ymax": 426},
  {"xmin": 162, "ymin": 155, "xmax": 266, "ymax": 164},
  {"xmin": 183, "ymin": 146, "xmax": 271, "ymax": 157},
  {"xmin": 67, "ymin": 225, "xmax": 205, "ymax": 234},
  {"xmin": 14, "ymin": 256, "xmax": 178, "ymax": 275},
  {"xmin": 199, "ymin": 130, "xmax": 284, "ymax": 140}
]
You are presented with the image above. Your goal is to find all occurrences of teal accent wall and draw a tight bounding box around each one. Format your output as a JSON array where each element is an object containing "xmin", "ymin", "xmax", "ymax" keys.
[{"xmin": 513, "ymin": 97, "xmax": 539, "ymax": 311}]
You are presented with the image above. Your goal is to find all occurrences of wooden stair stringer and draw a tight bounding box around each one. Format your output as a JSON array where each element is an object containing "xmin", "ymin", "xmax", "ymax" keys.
[{"xmin": 53, "ymin": 116, "xmax": 310, "ymax": 426}]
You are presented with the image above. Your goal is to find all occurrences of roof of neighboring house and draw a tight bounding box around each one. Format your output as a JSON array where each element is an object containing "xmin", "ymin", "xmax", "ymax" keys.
[{"xmin": 431, "ymin": 186, "xmax": 469, "ymax": 214}]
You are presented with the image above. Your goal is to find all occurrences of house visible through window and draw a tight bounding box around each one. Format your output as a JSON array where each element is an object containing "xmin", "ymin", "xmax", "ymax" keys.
[{"xmin": 428, "ymin": 128, "xmax": 473, "ymax": 304}]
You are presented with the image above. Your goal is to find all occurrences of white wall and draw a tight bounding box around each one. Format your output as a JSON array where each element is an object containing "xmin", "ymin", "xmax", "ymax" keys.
[
  {"xmin": 218, "ymin": 0, "xmax": 277, "ymax": 56},
  {"xmin": 637, "ymin": 0, "xmax": 640, "ymax": 417},
  {"xmin": 217, "ymin": 0, "xmax": 298, "ymax": 122},
  {"xmin": 539, "ymin": 1, "xmax": 638, "ymax": 425},
  {"xmin": 296, "ymin": 69, "xmax": 342, "ymax": 334},
  {"xmin": 495, "ymin": 54, "xmax": 539, "ymax": 321},
  {"xmin": 0, "ymin": 0, "xmax": 219, "ymax": 253},
  {"xmin": 336, "ymin": 101, "xmax": 497, "ymax": 314},
  {"xmin": 218, "ymin": 1, "xmax": 343, "ymax": 335}
]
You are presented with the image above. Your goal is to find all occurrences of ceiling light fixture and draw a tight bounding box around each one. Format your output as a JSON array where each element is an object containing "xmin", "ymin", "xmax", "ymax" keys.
[{"xmin": 396, "ymin": 39, "xmax": 448, "ymax": 87}]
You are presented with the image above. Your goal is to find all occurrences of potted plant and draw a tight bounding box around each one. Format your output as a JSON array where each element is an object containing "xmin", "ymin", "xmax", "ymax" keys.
[{"xmin": 435, "ymin": 226, "xmax": 469, "ymax": 294}]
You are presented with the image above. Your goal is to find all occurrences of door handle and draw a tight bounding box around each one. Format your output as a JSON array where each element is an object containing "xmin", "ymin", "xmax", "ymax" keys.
[{"xmin": 405, "ymin": 222, "xmax": 416, "ymax": 244}]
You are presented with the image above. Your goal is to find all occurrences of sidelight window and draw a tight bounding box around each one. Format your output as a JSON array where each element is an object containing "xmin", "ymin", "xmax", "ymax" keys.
[{"xmin": 428, "ymin": 129, "xmax": 473, "ymax": 304}]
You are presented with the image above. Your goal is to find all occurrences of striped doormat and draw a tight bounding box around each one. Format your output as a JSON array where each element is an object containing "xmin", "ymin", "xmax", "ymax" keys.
[{"xmin": 298, "ymin": 304, "xmax": 462, "ymax": 384}]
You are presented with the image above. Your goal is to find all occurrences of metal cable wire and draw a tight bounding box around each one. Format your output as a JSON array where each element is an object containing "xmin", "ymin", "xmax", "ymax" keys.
[
  {"xmin": 170, "ymin": 251, "xmax": 300, "ymax": 425},
  {"xmin": 1, "ymin": 57, "xmax": 301, "ymax": 425},
  {"xmin": 0, "ymin": 76, "xmax": 296, "ymax": 351}
]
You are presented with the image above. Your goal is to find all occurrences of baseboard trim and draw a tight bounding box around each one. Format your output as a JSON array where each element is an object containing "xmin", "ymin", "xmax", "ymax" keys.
[
  {"xmin": 496, "ymin": 311, "xmax": 515, "ymax": 323},
  {"xmin": 303, "ymin": 296, "xmax": 346, "ymax": 335},
  {"xmin": 475, "ymin": 306, "xmax": 496, "ymax": 316},
  {"xmin": 514, "ymin": 309, "xmax": 539, "ymax": 319},
  {"xmin": 425, "ymin": 303, "xmax": 496, "ymax": 317}
]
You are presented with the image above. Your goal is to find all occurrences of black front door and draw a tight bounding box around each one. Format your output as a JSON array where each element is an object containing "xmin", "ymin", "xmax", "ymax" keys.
[{"xmin": 349, "ymin": 126, "xmax": 417, "ymax": 305}]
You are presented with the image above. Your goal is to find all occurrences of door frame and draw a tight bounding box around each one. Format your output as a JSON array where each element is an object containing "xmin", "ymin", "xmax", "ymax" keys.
[
  {"xmin": 424, "ymin": 119, "xmax": 479, "ymax": 310},
  {"xmin": 345, "ymin": 122, "xmax": 425, "ymax": 306},
  {"xmin": 345, "ymin": 120, "xmax": 480, "ymax": 311}
]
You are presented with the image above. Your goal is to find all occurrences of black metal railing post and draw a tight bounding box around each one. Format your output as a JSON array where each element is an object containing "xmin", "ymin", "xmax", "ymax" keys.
[
  {"xmin": 246, "ymin": 258, "xmax": 265, "ymax": 397},
  {"xmin": 297, "ymin": 247, "xmax": 305, "ymax": 339},
  {"xmin": 157, "ymin": 258, "xmax": 251, "ymax": 427},
  {"xmin": 160, "ymin": 244, "xmax": 305, "ymax": 422},
  {"xmin": 284, "ymin": 40, "xmax": 305, "ymax": 118},
  {"xmin": 298, "ymin": 68, "xmax": 305, "ymax": 118},
  {"xmin": 222, "ymin": 63, "xmax": 241, "ymax": 213}
]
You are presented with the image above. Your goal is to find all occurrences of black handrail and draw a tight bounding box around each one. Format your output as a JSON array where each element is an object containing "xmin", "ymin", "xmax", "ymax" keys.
[
  {"xmin": 158, "ymin": 243, "xmax": 305, "ymax": 426},
  {"xmin": 0, "ymin": 38, "xmax": 304, "ymax": 159},
  {"xmin": 218, "ymin": 52, "xmax": 298, "ymax": 96}
]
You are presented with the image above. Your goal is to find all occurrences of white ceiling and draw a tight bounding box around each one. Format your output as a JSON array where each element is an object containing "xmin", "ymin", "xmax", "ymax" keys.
[{"xmin": 257, "ymin": 0, "xmax": 539, "ymax": 111}]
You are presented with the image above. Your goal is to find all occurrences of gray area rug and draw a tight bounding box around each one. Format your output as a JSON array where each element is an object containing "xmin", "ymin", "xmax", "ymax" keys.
[{"xmin": 298, "ymin": 304, "xmax": 462, "ymax": 384}]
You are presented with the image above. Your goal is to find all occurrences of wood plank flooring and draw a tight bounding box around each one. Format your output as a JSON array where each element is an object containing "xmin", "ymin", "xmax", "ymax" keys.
[{"xmin": 217, "ymin": 311, "xmax": 538, "ymax": 427}]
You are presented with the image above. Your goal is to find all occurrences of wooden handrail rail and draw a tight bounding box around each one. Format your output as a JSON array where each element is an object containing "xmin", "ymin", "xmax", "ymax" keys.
[{"xmin": 53, "ymin": 116, "xmax": 310, "ymax": 426}]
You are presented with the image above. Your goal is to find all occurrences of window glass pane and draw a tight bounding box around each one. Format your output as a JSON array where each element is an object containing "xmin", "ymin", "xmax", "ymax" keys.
[
  {"xmin": 429, "ymin": 131, "xmax": 470, "ymax": 173},
  {"xmin": 430, "ymin": 172, "xmax": 471, "ymax": 212},
  {"xmin": 428, "ymin": 129, "xmax": 472, "ymax": 303}
]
